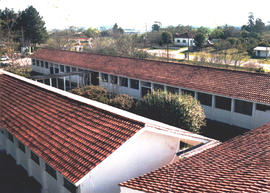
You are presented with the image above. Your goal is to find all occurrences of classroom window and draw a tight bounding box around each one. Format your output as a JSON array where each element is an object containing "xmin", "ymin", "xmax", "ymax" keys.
[
  {"xmin": 36, "ymin": 60, "xmax": 40, "ymax": 66},
  {"xmin": 141, "ymin": 81, "xmax": 151, "ymax": 88},
  {"xmin": 234, "ymin": 99, "xmax": 253, "ymax": 116},
  {"xmin": 153, "ymin": 84, "xmax": 164, "ymax": 91},
  {"xmin": 110, "ymin": 75, "xmax": 118, "ymax": 84},
  {"xmin": 40, "ymin": 61, "xmax": 44, "ymax": 67},
  {"xmin": 215, "ymin": 96, "xmax": 231, "ymax": 111},
  {"xmin": 8, "ymin": 132, "xmax": 14, "ymax": 142},
  {"xmin": 71, "ymin": 67, "xmax": 77, "ymax": 72},
  {"xmin": 256, "ymin": 104, "xmax": 270, "ymax": 112},
  {"xmin": 130, "ymin": 79, "xmax": 139, "ymax": 89},
  {"xmin": 66, "ymin": 66, "xmax": 70, "ymax": 73},
  {"xmin": 64, "ymin": 178, "xmax": 78, "ymax": 193},
  {"xmin": 60, "ymin": 65, "xmax": 65, "ymax": 72},
  {"xmin": 45, "ymin": 62, "xmax": 49, "ymax": 68},
  {"xmin": 31, "ymin": 151, "xmax": 40, "ymax": 165},
  {"xmin": 119, "ymin": 77, "xmax": 128, "ymax": 87},
  {"xmin": 46, "ymin": 164, "xmax": 57, "ymax": 179},
  {"xmin": 101, "ymin": 73, "xmax": 108, "ymax": 82},
  {"xmin": 32, "ymin": 59, "xmax": 36, "ymax": 65},
  {"xmin": 18, "ymin": 141, "xmax": 25, "ymax": 153},
  {"xmin": 166, "ymin": 86, "xmax": 179, "ymax": 94},
  {"xmin": 181, "ymin": 89, "xmax": 195, "ymax": 97},
  {"xmin": 197, "ymin": 92, "xmax": 212, "ymax": 106}
]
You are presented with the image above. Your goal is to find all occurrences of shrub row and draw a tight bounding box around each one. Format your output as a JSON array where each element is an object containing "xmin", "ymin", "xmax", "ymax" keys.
[{"xmin": 71, "ymin": 86, "xmax": 205, "ymax": 133}]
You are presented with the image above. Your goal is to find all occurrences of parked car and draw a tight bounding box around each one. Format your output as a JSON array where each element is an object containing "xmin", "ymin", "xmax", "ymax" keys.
[{"xmin": 1, "ymin": 56, "xmax": 9, "ymax": 61}]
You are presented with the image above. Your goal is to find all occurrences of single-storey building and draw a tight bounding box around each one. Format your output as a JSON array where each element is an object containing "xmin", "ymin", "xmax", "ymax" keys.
[
  {"xmin": 30, "ymin": 49, "xmax": 270, "ymax": 130},
  {"xmin": 120, "ymin": 122, "xmax": 270, "ymax": 192},
  {"xmin": 173, "ymin": 32, "xmax": 195, "ymax": 47},
  {"xmin": 0, "ymin": 69, "xmax": 217, "ymax": 193},
  {"xmin": 254, "ymin": 46, "xmax": 270, "ymax": 58}
]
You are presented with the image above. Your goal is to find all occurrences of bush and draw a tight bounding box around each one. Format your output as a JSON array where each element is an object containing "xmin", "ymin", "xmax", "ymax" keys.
[
  {"xmin": 71, "ymin": 85, "xmax": 110, "ymax": 104},
  {"xmin": 109, "ymin": 94, "xmax": 135, "ymax": 111},
  {"xmin": 135, "ymin": 91, "xmax": 205, "ymax": 133}
]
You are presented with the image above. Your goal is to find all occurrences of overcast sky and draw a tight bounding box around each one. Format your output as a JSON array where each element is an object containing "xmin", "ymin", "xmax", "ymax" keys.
[{"xmin": 1, "ymin": 0, "xmax": 270, "ymax": 31}]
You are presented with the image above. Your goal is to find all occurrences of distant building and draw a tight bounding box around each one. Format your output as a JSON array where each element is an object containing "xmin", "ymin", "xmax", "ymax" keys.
[
  {"xmin": 30, "ymin": 49, "xmax": 270, "ymax": 129},
  {"xmin": 174, "ymin": 32, "xmax": 195, "ymax": 47},
  {"xmin": 124, "ymin": 29, "xmax": 138, "ymax": 34},
  {"xmin": 254, "ymin": 46, "xmax": 270, "ymax": 58},
  {"xmin": 0, "ymin": 69, "xmax": 216, "ymax": 193}
]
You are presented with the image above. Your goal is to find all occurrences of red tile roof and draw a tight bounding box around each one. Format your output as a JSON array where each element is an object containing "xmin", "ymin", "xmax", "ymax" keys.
[
  {"xmin": 0, "ymin": 74, "xmax": 145, "ymax": 183},
  {"xmin": 31, "ymin": 49, "xmax": 270, "ymax": 104},
  {"xmin": 120, "ymin": 123, "xmax": 270, "ymax": 192}
]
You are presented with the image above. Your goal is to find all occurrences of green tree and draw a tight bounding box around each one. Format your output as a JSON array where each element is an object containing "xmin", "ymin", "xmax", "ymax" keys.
[
  {"xmin": 112, "ymin": 23, "xmax": 124, "ymax": 36},
  {"xmin": 209, "ymin": 27, "xmax": 224, "ymax": 39},
  {"xmin": 152, "ymin": 24, "xmax": 160, "ymax": 32},
  {"xmin": 194, "ymin": 32, "xmax": 206, "ymax": 50},
  {"xmin": 85, "ymin": 27, "xmax": 100, "ymax": 38},
  {"xmin": 71, "ymin": 85, "xmax": 110, "ymax": 104},
  {"xmin": 18, "ymin": 6, "xmax": 48, "ymax": 46},
  {"xmin": 161, "ymin": 31, "xmax": 172, "ymax": 59},
  {"xmin": 109, "ymin": 94, "xmax": 134, "ymax": 111},
  {"xmin": 135, "ymin": 91, "xmax": 205, "ymax": 133},
  {"xmin": 254, "ymin": 18, "xmax": 265, "ymax": 33},
  {"xmin": 0, "ymin": 8, "xmax": 19, "ymax": 41}
]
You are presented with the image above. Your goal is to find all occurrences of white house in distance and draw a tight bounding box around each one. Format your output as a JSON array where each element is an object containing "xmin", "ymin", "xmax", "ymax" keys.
[
  {"xmin": 254, "ymin": 46, "xmax": 270, "ymax": 58},
  {"xmin": 174, "ymin": 32, "xmax": 195, "ymax": 47},
  {"xmin": 30, "ymin": 49, "xmax": 270, "ymax": 130},
  {"xmin": 0, "ymin": 70, "xmax": 218, "ymax": 193}
]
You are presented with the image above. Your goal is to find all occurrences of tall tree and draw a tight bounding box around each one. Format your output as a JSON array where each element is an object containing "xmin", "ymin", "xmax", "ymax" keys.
[
  {"xmin": 85, "ymin": 27, "xmax": 100, "ymax": 38},
  {"xmin": 194, "ymin": 32, "xmax": 206, "ymax": 50},
  {"xmin": 161, "ymin": 32, "xmax": 172, "ymax": 60},
  {"xmin": 254, "ymin": 18, "xmax": 265, "ymax": 33},
  {"xmin": 152, "ymin": 24, "xmax": 160, "ymax": 32},
  {"xmin": 0, "ymin": 8, "xmax": 19, "ymax": 41},
  {"xmin": 19, "ymin": 6, "xmax": 48, "ymax": 46}
]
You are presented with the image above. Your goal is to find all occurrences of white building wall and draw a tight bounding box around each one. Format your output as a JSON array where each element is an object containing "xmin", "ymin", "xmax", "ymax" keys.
[
  {"xmin": 120, "ymin": 187, "xmax": 145, "ymax": 193},
  {"xmin": 253, "ymin": 109, "xmax": 270, "ymax": 128},
  {"xmin": 174, "ymin": 38, "xmax": 195, "ymax": 46},
  {"xmin": 17, "ymin": 145, "xmax": 28, "ymax": 170},
  {"xmin": 31, "ymin": 158, "xmax": 42, "ymax": 184},
  {"xmin": 256, "ymin": 50, "xmax": 270, "ymax": 58},
  {"xmin": 232, "ymin": 112, "xmax": 252, "ymax": 129},
  {"xmin": 79, "ymin": 130, "xmax": 180, "ymax": 193}
]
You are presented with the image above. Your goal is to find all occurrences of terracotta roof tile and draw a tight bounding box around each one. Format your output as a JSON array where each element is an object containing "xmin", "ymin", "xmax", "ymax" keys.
[
  {"xmin": 31, "ymin": 49, "xmax": 270, "ymax": 104},
  {"xmin": 120, "ymin": 123, "xmax": 270, "ymax": 192},
  {"xmin": 0, "ymin": 74, "xmax": 145, "ymax": 183}
]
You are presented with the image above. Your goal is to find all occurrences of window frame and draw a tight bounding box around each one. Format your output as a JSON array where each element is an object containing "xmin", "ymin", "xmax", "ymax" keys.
[
  {"xmin": 101, "ymin": 73, "xmax": 108, "ymax": 82},
  {"xmin": 215, "ymin": 96, "xmax": 232, "ymax": 111},
  {"xmin": 64, "ymin": 178, "xmax": 78, "ymax": 193},
  {"xmin": 119, "ymin": 77, "xmax": 128, "ymax": 87},
  {"xmin": 31, "ymin": 151, "xmax": 40, "ymax": 165},
  {"xmin": 8, "ymin": 132, "xmax": 14, "ymax": 143},
  {"xmin": 234, "ymin": 99, "xmax": 253, "ymax": 116},
  {"xmin": 256, "ymin": 103, "xmax": 270, "ymax": 112},
  {"xmin": 197, "ymin": 92, "xmax": 212, "ymax": 106},
  {"xmin": 18, "ymin": 141, "xmax": 26, "ymax": 153},
  {"xmin": 181, "ymin": 89, "xmax": 195, "ymax": 97},
  {"xmin": 153, "ymin": 83, "xmax": 164, "ymax": 91},
  {"xmin": 110, "ymin": 75, "xmax": 118, "ymax": 85},
  {"xmin": 130, "ymin": 79, "xmax": 139, "ymax": 90},
  {"xmin": 45, "ymin": 163, "xmax": 57, "ymax": 179}
]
